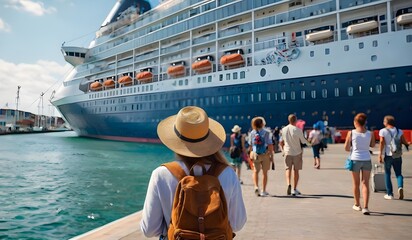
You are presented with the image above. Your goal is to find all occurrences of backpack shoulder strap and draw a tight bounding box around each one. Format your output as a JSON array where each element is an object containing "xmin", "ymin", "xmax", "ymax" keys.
[
  {"xmin": 207, "ymin": 163, "xmax": 227, "ymax": 178},
  {"xmin": 386, "ymin": 128, "xmax": 394, "ymax": 138},
  {"xmin": 162, "ymin": 162, "xmax": 187, "ymax": 181}
]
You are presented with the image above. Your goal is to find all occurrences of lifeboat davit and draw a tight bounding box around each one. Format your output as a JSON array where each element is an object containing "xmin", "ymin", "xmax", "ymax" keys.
[
  {"xmin": 167, "ymin": 65, "xmax": 185, "ymax": 77},
  {"xmin": 346, "ymin": 20, "xmax": 378, "ymax": 34},
  {"xmin": 306, "ymin": 29, "xmax": 333, "ymax": 42},
  {"xmin": 90, "ymin": 82, "xmax": 102, "ymax": 91},
  {"xmin": 192, "ymin": 59, "xmax": 212, "ymax": 74},
  {"xmin": 220, "ymin": 53, "xmax": 244, "ymax": 66},
  {"xmin": 136, "ymin": 71, "xmax": 153, "ymax": 83},
  {"xmin": 103, "ymin": 79, "xmax": 115, "ymax": 89},
  {"xmin": 118, "ymin": 76, "xmax": 133, "ymax": 86},
  {"xmin": 397, "ymin": 13, "xmax": 412, "ymax": 25}
]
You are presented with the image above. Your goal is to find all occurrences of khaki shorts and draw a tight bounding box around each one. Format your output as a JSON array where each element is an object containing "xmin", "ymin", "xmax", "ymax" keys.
[
  {"xmin": 284, "ymin": 153, "xmax": 303, "ymax": 170},
  {"xmin": 253, "ymin": 153, "xmax": 271, "ymax": 172}
]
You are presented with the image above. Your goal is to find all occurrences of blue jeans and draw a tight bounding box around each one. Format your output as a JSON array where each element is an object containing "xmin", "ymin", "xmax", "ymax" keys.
[
  {"xmin": 312, "ymin": 144, "xmax": 321, "ymax": 158},
  {"xmin": 384, "ymin": 156, "xmax": 404, "ymax": 196}
]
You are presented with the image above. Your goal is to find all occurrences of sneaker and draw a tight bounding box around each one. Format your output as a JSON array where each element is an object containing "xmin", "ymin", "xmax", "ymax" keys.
[
  {"xmin": 352, "ymin": 205, "xmax": 362, "ymax": 211},
  {"xmin": 239, "ymin": 179, "xmax": 243, "ymax": 185},
  {"xmin": 292, "ymin": 189, "xmax": 301, "ymax": 196},
  {"xmin": 260, "ymin": 191, "xmax": 270, "ymax": 197},
  {"xmin": 287, "ymin": 185, "xmax": 291, "ymax": 195},
  {"xmin": 254, "ymin": 188, "xmax": 260, "ymax": 196},
  {"xmin": 362, "ymin": 208, "xmax": 370, "ymax": 215},
  {"xmin": 398, "ymin": 188, "xmax": 404, "ymax": 200},
  {"xmin": 384, "ymin": 194, "xmax": 394, "ymax": 200}
]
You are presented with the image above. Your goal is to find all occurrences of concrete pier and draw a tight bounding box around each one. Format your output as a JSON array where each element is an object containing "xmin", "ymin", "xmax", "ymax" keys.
[{"xmin": 71, "ymin": 144, "xmax": 412, "ymax": 240}]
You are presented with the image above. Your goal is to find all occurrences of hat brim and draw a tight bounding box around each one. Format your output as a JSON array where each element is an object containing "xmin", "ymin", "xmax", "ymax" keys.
[
  {"xmin": 232, "ymin": 127, "xmax": 241, "ymax": 133},
  {"xmin": 157, "ymin": 115, "xmax": 226, "ymax": 158},
  {"xmin": 251, "ymin": 116, "xmax": 266, "ymax": 129}
]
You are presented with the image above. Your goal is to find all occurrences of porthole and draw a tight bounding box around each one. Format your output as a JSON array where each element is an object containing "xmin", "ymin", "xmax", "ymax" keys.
[
  {"xmin": 406, "ymin": 82, "xmax": 412, "ymax": 92},
  {"xmin": 371, "ymin": 55, "xmax": 377, "ymax": 61},
  {"xmin": 390, "ymin": 84, "xmax": 397, "ymax": 93},
  {"xmin": 282, "ymin": 66, "xmax": 289, "ymax": 74},
  {"xmin": 260, "ymin": 68, "xmax": 266, "ymax": 77}
]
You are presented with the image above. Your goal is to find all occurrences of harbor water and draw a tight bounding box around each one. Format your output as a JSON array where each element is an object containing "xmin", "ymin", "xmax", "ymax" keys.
[{"xmin": 0, "ymin": 131, "xmax": 174, "ymax": 240}]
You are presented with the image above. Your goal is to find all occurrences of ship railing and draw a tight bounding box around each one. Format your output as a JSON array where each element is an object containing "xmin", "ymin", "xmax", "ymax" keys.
[
  {"xmin": 218, "ymin": 22, "xmax": 252, "ymax": 38},
  {"xmin": 254, "ymin": 0, "xmax": 336, "ymax": 29},
  {"xmin": 135, "ymin": 51, "xmax": 158, "ymax": 62},
  {"xmin": 254, "ymin": 37, "xmax": 290, "ymax": 52},
  {"xmin": 160, "ymin": 40, "xmax": 191, "ymax": 55},
  {"xmin": 192, "ymin": 33, "xmax": 216, "ymax": 45},
  {"xmin": 339, "ymin": 0, "xmax": 380, "ymax": 10}
]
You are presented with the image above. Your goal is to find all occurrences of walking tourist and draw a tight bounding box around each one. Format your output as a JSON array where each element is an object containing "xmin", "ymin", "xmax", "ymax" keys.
[
  {"xmin": 344, "ymin": 113, "xmax": 375, "ymax": 215},
  {"xmin": 379, "ymin": 115, "xmax": 410, "ymax": 200},
  {"xmin": 248, "ymin": 117, "xmax": 274, "ymax": 197},
  {"xmin": 140, "ymin": 106, "xmax": 246, "ymax": 239},
  {"xmin": 308, "ymin": 125, "xmax": 323, "ymax": 169},
  {"xmin": 279, "ymin": 114, "xmax": 310, "ymax": 196},
  {"xmin": 230, "ymin": 124, "xmax": 246, "ymax": 184},
  {"xmin": 273, "ymin": 126, "xmax": 281, "ymax": 153}
]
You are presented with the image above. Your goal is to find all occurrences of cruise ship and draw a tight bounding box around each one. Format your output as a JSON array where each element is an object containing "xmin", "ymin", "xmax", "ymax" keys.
[{"xmin": 52, "ymin": 0, "xmax": 412, "ymax": 142}]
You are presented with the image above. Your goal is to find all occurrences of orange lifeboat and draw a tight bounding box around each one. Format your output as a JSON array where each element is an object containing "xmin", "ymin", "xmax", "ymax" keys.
[
  {"xmin": 136, "ymin": 71, "xmax": 153, "ymax": 83},
  {"xmin": 167, "ymin": 65, "xmax": 185, "ymax": 77},
  {"xmin": 118, "ymin": 76, "xmax": 133, "ymax": 86},
  {"xmin": 220, "ymin": 53, "xmax": 244, "ymax": 67},
  {"xmin": 90, "ymin": 82, "xmax": 102, "ymax": 91},
  {"xmin": 192, "ymin": 60, "xmax": 212, "ymax": 74},
  {"xmin": 103, "ymin": 79, "xmax": 115, "ymax": 89}
]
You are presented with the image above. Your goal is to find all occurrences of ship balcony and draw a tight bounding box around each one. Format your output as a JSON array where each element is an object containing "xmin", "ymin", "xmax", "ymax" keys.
[
  {"xmin": 192, "ymin": 33, "xmax": 216, "ymax": 46},
  {"xmin": 61, "ymin": 46, "xmax": 88, "ymax": 67},
  {"xmin": 218, "ymin": 22, "xmax": 252, "ymax": 38},
  {"xmin": 160, "ymin": 40, "xmax": 190, "ymax": 55},
  {"xmin": 254, "ymin": 0, "xmax": 336, "ymax": 29}
]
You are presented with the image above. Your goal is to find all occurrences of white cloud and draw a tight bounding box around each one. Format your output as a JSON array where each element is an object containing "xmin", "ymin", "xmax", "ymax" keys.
[
  {"xmin": 0, "ymin": 18, "xmax": 11, "ymax": 32},
  {"xmin": 5, "ymin": 0, "xmax": 57, "ymax": 16},
  {"xmin": 0, "ymin": 59, "xmax": 71, "ymax": 115}
]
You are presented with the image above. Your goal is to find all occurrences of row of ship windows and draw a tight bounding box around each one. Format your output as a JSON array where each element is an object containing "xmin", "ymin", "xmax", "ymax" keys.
[
  {"xmin": 309, "ymin": 36, "xmax": 412, "ymax": 57},
  {"xmin": 88, "ymin": 70, "xmax": 411, "ymax": 100},
  {"xmin": 88, "ymin": 72, "xmax": 246, "ymax": 100},
  {"xmin": 84, "ymin": 82, "xmax": 412, "ymax": 112}
]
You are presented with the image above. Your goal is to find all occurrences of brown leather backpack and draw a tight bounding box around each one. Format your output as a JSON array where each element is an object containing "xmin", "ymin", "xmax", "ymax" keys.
[{"xmin": 162, "ymin": 161, "xmax": 234, "ymax": 240}]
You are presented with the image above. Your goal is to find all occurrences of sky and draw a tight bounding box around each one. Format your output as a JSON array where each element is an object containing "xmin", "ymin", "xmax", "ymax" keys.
[{"xmin": 0, "ymin": 0, "xmax": 115, "ymax": 115}]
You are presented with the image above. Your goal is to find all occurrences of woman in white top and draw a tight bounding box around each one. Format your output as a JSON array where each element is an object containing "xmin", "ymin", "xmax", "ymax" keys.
[
  {"xmin": 140, "ymin": 106, "xmax": 247, "ymax": 239},
  {"xmin": 308, "ymin": 125, "xmax": 322, "ymax": 169},
  {"xmin": 344, "ymin": 113, "xmax": 375, "ymax": 215}
]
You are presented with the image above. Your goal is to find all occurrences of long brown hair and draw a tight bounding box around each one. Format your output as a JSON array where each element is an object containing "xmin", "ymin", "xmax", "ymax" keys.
[{"xmin": 176, "ymin": 151, "xmax": 230, "ymax": 168}]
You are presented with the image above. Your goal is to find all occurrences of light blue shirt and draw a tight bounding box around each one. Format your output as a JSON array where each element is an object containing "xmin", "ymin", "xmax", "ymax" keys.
[{"xmin": 248, "ymin": 128, "xmax": 273, "ymax": 153}]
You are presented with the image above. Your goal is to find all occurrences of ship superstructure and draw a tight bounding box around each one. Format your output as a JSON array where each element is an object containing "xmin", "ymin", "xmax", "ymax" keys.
[{"xmin": 53, "ymin": 0, "xmax": 412, "ymax": 142}]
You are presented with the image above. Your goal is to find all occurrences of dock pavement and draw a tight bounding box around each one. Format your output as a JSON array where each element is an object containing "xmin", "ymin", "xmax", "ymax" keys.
[{"xmin": 72, "ymin": 144, "xmax": 412, "ymax": 240}]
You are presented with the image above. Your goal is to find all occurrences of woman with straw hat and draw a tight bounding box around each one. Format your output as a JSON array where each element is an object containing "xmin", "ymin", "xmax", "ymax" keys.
[
  {"xmin": 140, "ymin": 106, "xmax": 247, "ymax": 238},
  {"xmin": 230, "ymin": 124, "xmax": 246, "ymax": 184}
]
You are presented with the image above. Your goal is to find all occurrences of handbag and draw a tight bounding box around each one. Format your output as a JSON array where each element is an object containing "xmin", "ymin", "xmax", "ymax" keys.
[
  {"xmin": 344, "ymin": 158, "xmax": 353, "ymax": 171},
  {"xmin": 344, "ymin": 130, "xmax": 354, "ymax": 171}
]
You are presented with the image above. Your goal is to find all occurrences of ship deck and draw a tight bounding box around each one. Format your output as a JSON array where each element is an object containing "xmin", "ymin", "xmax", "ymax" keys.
[{"xmin": 71, "ymin": 144, "xmax": 412, "ymax": 240}]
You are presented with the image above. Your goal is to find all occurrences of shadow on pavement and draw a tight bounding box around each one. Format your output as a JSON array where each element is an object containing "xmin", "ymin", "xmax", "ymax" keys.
[
  {"xmin": 371, "ymin": 212, "xmax": 412, "ymax": 217},
  {"xmin": 305, "ymin": 194, "xmax": 353, "ymax": 199}
]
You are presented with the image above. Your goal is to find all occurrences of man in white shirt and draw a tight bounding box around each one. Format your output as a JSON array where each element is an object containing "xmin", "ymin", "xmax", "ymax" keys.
[
  {"xmin": 379, "ymin": 115, "xmax": 409, "ymax": 200},
  {"xmin": 280, "ymin": 114, "xmax": 310, "ymax": 196}
]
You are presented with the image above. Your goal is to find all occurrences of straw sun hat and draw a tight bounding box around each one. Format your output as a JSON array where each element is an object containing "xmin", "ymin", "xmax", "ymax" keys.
[
  {"xmin": 251, "ymin": 116, "xmax": 266, "ymax": 129},
  {"xmin": 157, "ymin": 106, "xmax": 226, "ymax": 157},
  {"xmin": 231, "ymin": 125, "xmax": 241, "ymax": 133}
]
